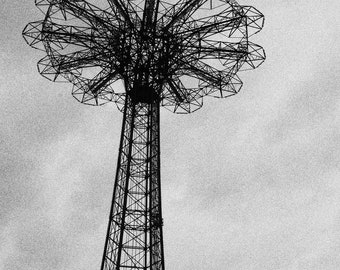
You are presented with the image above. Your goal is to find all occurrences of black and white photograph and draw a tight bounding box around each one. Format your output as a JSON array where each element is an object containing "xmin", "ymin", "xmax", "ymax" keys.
[{"xmin": 1, "ymin": 0, "xmax": 339, "ymax": 269}]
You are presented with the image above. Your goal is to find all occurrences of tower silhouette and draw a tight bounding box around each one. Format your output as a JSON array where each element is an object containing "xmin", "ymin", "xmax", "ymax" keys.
[{"xmin": 23, "ymin": 0, "xmax": 265, "ymax": 269}]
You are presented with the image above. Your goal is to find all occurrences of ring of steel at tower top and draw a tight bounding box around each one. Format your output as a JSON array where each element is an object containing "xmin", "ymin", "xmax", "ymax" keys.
[{"xmin": 23, "ymin": 0, "xmax": 265, "ymax": 113}]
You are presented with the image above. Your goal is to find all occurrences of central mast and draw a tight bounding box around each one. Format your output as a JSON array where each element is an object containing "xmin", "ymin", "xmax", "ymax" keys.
[
  {"xmin": 102, "ymin": 2, "xmax": 164, "ymax": 269},
  {"xmin": 101, "ymin": 95, "xmax": 164, "ymax": 270}
]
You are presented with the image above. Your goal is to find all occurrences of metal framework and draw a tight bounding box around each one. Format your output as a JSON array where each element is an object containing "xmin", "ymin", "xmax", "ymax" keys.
[
  {"xmin": 102, "ymin": 97, "xmax": 164, "ymax": 269},
  {"xmin": 23, "ymin": 0, "xmax": 265, "ymax": 269}
]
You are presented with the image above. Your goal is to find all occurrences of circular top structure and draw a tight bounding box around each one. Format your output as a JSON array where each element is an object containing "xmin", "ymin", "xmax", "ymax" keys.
[{"xmin": 23, "ymin": 0, "xmax": 265, "ymax": 113}]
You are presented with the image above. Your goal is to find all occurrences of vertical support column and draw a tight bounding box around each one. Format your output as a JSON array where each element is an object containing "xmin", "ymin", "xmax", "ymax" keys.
[
  {"xmin": 148, "ymin": 97, "xmax": 164, "ymax": 270},
  {"xmin": 101, "ymin": 96, "xmax": 164, "ymax": 270}
]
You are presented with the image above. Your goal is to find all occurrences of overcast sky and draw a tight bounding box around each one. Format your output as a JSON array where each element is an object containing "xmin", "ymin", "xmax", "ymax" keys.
[{"xmin": 1, "ymin": 0, "xmax": 340, "ymax": 269}]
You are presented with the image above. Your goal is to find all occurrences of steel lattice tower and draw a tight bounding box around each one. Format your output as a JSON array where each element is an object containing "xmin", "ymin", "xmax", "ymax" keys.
[{"xmin": 23, "ymin": 0, "xmax": 265, "ymax": 269}]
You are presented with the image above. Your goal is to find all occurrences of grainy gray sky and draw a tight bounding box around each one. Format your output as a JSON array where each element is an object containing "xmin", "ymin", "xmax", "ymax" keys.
[{"xmin": 1, "ymin": 0, "xmax": 340, "ymax": 269}]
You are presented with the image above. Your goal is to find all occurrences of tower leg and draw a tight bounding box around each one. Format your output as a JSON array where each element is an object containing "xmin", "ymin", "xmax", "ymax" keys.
[{"xmin": 101, "ymin": 96, "xmax": 165, "ymax": 270}]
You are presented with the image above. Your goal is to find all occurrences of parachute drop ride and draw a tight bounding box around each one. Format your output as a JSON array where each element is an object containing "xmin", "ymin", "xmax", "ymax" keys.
[{"xmin": 23, "ymin": 0, "xmax": 265, "ymax": 269}]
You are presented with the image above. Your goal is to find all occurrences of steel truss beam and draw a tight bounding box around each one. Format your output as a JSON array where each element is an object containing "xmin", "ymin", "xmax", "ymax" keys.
[{"xmin": 101, "ymin": 96, "xmax": 164, "ymax": 270}]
